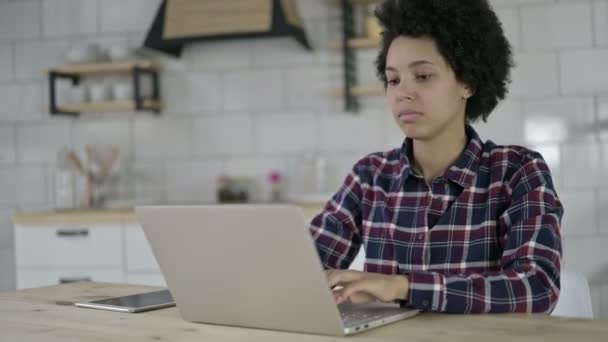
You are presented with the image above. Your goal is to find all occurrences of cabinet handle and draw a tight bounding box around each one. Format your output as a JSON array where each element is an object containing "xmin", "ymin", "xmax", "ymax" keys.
[
  {"xmin": 56, "ymin": 228, "xmax": 89, "ymax": 237},
  {"xmin": 59, "ymin": 276, "xmax": 91, "ymax": 284}
]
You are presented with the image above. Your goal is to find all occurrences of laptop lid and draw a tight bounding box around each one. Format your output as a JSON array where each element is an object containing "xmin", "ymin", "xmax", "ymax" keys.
[{"xmin": 135, "ymin": 204, "xmax": 345, "ymax": 336}]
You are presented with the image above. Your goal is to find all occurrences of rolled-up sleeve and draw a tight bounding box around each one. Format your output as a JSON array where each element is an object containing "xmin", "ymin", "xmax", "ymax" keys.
[{"xmin": 309, "ymin": 162, "xmax": 365, "ymax": 270}]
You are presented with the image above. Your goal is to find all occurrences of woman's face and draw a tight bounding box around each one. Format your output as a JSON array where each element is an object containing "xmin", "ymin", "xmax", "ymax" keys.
[{"xmin": 385, "ymin": 36, "xmax": 473, "ymax": 141}]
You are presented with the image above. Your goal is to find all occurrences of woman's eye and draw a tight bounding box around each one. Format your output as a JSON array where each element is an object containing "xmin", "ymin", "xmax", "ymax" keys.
[
  {"xmin": 387, "ymin": 79, "xmax": 399, "ymax": 85},
  {"xmin": 415, "ymin": 74, "xmax": 433, "ymax": 82}
]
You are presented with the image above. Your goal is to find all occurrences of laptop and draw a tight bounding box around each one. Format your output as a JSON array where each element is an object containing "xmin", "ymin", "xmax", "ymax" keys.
[{"xmin": 135, "ymin": 204, "xmax": 419, "ymax": 336}]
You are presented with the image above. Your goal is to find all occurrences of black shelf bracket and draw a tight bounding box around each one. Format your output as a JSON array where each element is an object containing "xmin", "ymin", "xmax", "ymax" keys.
[
  {"xmin": 132, "ymin": 67, "xmax": 161, "ymax": 114},
  {"xmin": 341, "ymin": 0, "xmax": 359, "ymax": 112},
  {"xmin": 49, "ymin": 71, "xmax": 80, "ymax": 116}
]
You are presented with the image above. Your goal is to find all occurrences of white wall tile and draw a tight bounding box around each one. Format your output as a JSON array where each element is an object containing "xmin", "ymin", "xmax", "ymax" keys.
[
  {"xmin": 474, "ymin": 100, "xmax": 525, "ymax": 146},
  {"xmin": 294, "ymin": 0, "xmax": 335, "ymax": 19},
  {"xmin": 599, "ymin": 96, "xmax": 608, "ymax": 141},
  {"xmin": 17, "ymin": 121, "xmax": 72, "ymax": 164},
  {"xmin": 100, "ymin": 0, "xmax": 161, "ymax": 33},
  {"xmin": 559, "ymin": 190, "xmax": 598, "ymax": 237},
  {"xmin": 254, "ymin": 112, "xmax": 318, "ymax": 154},
  {"xmin": 491, "ymin": 0, "xmax": 554, "ymax": 6},
  {"xmin": 15, "ymin": 41, "xmax": 70, "ymax": 81},
  {"xmin": 601, "ymin": 283, "xmax": 608, "ymax": 319},
  {"xmin": 0, "ymin": 207, "xmax": 16, "ymax": 250},
  {"xmin": 0, "ymin": 83, "xmax": 44, "ymax": 122},
  {"xmin": 223, "ymin": 70, "xmax": 284, "ymax": 111},
  {"xmin": 15, "ymin": 166, "xmax": 47, "ymax": 206},
  {"xmin": 319, "ymin": 110, "xmax": 385, "ymax": 153},
  {"xmin": 511, "ymin": 52, "xmax": 559, "ymax": 98},
  {"xmin": 601, "ymin": 141, "xmax": 608, "ymax": 187},
  {"xmin": 162, "ymin": 72, "xmax": 222, "ymax": 114},
  {"xmin": 521, "ymin": 3, "xmax": 592, "ymax": 51},
  {"xmin": 0, "ymin": 125, "xmax": 15, "ymax": 165},
  {"xmin": 194, "ymin": 114, "xmax": 253, "ymax": 157},
  {"xmin": 0, "ymin": 0, "xmax": 40, "ymax": 41},
  {"xmin": 316, "ymin": 153, "xmax": 363, "ymax": 194},
  {"xmin": 251, "ymin": 37, "xmax": 328, "ymax": 67},
  {"xmin": 72, "ymin": 119, "xmax": 132, "ymax": 159},
  {"xmin": 224, "ymin": 157, "xmax": 289, "ymax": 202},
  {"xmin": 495, "ymin": 7, "xmax": 520, "ymax": 51},
  {"xmin": 186, "ymin": 41, "xmax": 252, "ymax": 71},
  {"xmin": 355, "ymin": 49, "xmax": 379, "ymax": 86},
  {"xmin": 131, "ymin": 162, "xmax": 165, "ymax": 205},
  {"xmin": 0, "ymin": 168, "xmax": 16, "ymax": 206},
  {"xmin": 562, "ymin": 236, "xmax": 608, "ymax": 285},
  {"xmin": 42, "ymin": 0, "xmax": 97, "ymax": 38},
  {"xmin": 0, "ymin": 44, "xmax": 13, "ymax": 81},
  {"xmin": 522, "ymin": 97, "xmax": 595, "ymax": 144},
  {"xmin": 0, "ymin": 248, "xmax": 15, "ymax": 291},
  {"xmin": 594, "ymin": 0, "xmax": 608, "ymax": 47},
  {"xmin": 165, "ymin": 160, "xmax": 223, "ymax": 204},
  {"xmin": 561, "ymin": 49, "xmax": 608, "ymax": 94},
  {"xmin": 562, "ymin": 141, "xmax": 602, "ymax": 189},
  {"xmin": 599, "ymin": 189, "xmax": 608, "ymax": 234},
  {"xmin": 285, "ymin": 66, "xmax": 332, "ymax": 111},
  {"xmin": 134, "ymin": 118, "xmax": 193, "ymax": 160},
  {"xmin": 590, "ymin": 284, "xmax": 602, "ymax": 318}
]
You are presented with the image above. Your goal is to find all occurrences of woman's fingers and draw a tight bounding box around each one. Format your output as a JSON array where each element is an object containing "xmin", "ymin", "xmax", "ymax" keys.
[{"xmin": 325, "ymin": 270, "xmax": 365, "ymax": 288}]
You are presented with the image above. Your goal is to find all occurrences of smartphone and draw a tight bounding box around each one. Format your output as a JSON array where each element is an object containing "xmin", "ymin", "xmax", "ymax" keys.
[{"xmin": 74, "ymin": 289, "xmax": 175, "ymax": 313}]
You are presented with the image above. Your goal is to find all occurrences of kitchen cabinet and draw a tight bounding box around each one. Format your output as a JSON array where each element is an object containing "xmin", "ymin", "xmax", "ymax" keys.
[{"xmin": 13, "ymin": 205, "xmax": 364, "ymax": 289}]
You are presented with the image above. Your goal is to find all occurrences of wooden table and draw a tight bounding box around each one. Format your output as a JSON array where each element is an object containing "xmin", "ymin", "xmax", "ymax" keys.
[{"xmin": 1, "ymin": 282, "xmax": 606, "ymax": 341}]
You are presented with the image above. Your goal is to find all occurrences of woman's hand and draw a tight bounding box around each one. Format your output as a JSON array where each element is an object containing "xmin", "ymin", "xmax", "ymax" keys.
[{"xmin": 325, "ymin": 269, "xmax": 409, "ymax": 304}]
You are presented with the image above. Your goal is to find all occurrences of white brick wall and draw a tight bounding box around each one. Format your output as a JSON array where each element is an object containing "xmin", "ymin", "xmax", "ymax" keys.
[{"xmin": 0, "ymin": 0, "xmax": 607, "ymax": 319}]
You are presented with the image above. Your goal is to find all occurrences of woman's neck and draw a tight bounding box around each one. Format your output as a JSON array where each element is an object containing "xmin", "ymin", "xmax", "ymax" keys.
[{"xmin": 411, "ymin": 123, "xmax": 468, "ymax": 183}]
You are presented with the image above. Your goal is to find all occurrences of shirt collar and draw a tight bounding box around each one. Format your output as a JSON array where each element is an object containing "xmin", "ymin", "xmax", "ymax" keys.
[{"xmin": 399, "ymin": 124, "xmax": 482, "ymax": 188}]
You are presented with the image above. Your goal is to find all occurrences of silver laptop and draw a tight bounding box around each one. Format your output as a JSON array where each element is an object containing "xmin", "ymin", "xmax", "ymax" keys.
[{"xmin": 135, "ymin": 205, "xmax": 419, "ymax": 336}]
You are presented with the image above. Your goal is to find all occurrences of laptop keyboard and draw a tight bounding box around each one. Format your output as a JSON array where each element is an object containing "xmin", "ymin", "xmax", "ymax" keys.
[{"xmin": 338, "ymin": 303, "xmax": 405, "ymax": 327}]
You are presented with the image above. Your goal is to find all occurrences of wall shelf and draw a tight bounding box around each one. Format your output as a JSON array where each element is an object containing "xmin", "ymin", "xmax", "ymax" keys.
[
  {"xmin": 329, "ymin": 37, "xmax": 380, "ymax": 49},
  {"xmin": 331, "ymin": 0, "xmax": 385, "ymax": 112},
  {"xmin": 330, "ymin": 85, "xmax": 383, "ymax": 97},
  {"xmin": 57, "ymin": 99, "xmax": 161, "ymax": 114},
  {"xmin": 49, "ymin": 60, "xmax": 161, "ymax": 76},
  {"xmin": 48, "ymin": 59, "xmax": 162, "ymax": 116}
]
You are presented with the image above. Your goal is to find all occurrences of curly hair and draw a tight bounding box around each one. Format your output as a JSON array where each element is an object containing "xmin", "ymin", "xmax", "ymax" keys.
[{"xmin": 374, "ymin": 0, "xmax": 514, "ymax": 123}]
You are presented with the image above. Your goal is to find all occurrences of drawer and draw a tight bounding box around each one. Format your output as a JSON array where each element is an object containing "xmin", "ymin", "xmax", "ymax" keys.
[
  {"xmin": 125, "ymin": 224, "xmax": 160, "ymax": 271},
  {"xmin": 126, "ymin": 272, "xmax": 166, "ymax": 287},
  {"xmin": 15, "ymin": 224, "xmax": 123, "ymax": 267},
  {"xmin": 17, "ymin": 268, "xmax": 123, "ymax": 289}
]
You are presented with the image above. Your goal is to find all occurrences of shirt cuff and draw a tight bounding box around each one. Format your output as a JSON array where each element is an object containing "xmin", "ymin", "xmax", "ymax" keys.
[{"xmin": 407, "ymin": 271, "xmax": 447, "ymax": 312}]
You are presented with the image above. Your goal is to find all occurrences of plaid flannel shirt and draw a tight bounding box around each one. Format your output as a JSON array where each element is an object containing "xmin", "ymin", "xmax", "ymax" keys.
[{"xmin": 309, "ymin": 125, "xmax": 563, "ymax": 313}]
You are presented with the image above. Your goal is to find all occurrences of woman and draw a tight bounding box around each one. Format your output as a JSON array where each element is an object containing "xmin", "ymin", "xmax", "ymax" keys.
[{"xmin": 310, "ymin": 0, "xmax": 563, "ymax": 314}]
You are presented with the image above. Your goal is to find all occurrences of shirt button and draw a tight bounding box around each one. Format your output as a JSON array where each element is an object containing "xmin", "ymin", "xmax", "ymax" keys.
[{"xmin": 417, "ymin": 233, "xmax": 424, "ymax": 240}]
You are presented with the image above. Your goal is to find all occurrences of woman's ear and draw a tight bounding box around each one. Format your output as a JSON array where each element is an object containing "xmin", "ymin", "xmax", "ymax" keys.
[{"xmin": 463, "ymin": 85, "xmax": 475, "ymax": 99}]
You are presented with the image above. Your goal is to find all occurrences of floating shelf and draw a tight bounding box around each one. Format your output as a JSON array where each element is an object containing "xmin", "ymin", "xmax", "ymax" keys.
[
  {"xmin": 48, "ymin": 60, "xmax": 162, "ymax": 116},
  {"xmin": 48, "ymin": 60, "xmax": 161, "ymax": 76},
  {"xmin": 330, "ymin": 0, "xmax": 383, "ymax": 5},
  {"xmin": 329, "ymin": 37, "xmax": 380, "ymax": 49},
  {"xmin": 57, "ymin": 99, "xmax": 161, "ymax": 114},
  {"xmin": 330, "ymin": 85, "xmax": 384, "ymax": 98}
]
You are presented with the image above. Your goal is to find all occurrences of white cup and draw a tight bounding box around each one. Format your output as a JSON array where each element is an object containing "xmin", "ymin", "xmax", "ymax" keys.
[
  {"xmin": 66, "ymin": 44, "xmax": 100, "ymax": 64},
  {"xmin": 89, "ymin": 83, "xmax": 111, "ymax": 102},
  {"xmin": 112, "ymin": 83, "xmax": 133, "ymax": 100},
  {"xmin": 107, "ymin": 45, "xmax": 132, "ymax": 61},
  {"xmin": 69, "ymin": 86, "xmax": 89, "ymax": 103}
]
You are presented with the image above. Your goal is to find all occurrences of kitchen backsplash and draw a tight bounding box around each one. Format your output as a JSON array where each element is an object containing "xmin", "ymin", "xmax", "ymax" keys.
[{"xmin": 1, "ymin": 0, "xmax": 608, "ymax": 318}]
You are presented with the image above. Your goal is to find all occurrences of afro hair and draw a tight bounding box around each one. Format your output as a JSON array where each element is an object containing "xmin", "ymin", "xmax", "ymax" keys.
[{"xmin": 374, "ymin": 0, "xmax": 515, "ymax": 122}]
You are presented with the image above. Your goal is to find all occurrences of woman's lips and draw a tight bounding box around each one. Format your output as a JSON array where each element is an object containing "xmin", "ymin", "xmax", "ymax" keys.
[{"xmin": 397, "ymin": 110, "xmax": 423, "ymax": 123}]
